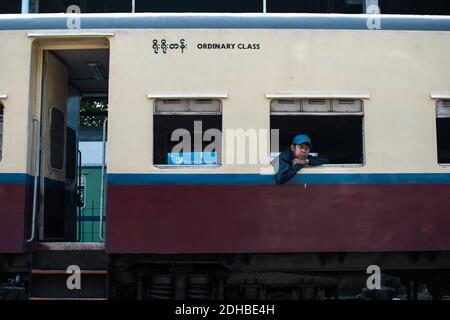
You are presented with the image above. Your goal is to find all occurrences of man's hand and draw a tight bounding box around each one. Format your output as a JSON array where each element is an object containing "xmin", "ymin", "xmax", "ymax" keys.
[{"xmin": 292, "ymin": 158, "xmax": 308, "ymax": 166}]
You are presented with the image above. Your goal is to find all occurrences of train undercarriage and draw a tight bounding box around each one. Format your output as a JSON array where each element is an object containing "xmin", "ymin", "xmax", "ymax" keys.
[
  {"xmin": 109, "ymin": 251, "xmax": 450, "ymax": 300},
  {"xmin": 4, "ymin": 248, "xmax": 450, "ymax": 300}
]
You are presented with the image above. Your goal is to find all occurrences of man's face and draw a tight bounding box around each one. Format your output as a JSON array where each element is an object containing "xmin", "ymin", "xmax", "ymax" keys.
[{"xmin": 291, "ymin": 143, "xmax": 311, "ymax": 160}]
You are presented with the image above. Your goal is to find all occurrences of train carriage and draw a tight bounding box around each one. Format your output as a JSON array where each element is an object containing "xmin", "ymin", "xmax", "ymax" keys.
[{"xmin": 0, "ymin": 12, "xmax": 450, "ymax": 300}]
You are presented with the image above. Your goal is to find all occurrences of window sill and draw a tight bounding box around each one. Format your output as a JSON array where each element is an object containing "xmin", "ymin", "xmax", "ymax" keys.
[
  {"xmin": 315, "ymin": 164, "xmax": 365, "ymax": 168},
  {"xmin": 268, "ymin": 161, "xmax": 365, "ymax": 169},
  {"xmin": 153, "ymin": 164, "xmax": 222, "ymax": 169}
]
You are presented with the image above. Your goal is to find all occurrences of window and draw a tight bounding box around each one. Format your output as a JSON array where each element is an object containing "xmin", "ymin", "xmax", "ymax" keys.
[
  {"xmin": 50, "ymin": 108, "xmax": 65, "ymax": 170},
  {"xmin": 268, "ymin": 0, "xmax": 363, "ymax": 13},
  {"xmin": 136, "ymin": 0, "xmax": 263, "ymax": 12},
  {"xmin": 135, "ymin": 0, "xmax": 363, "ymax": 13},
  {"xmin": 17, "ymin": 0, "xmax": 450, "ymax": 15},
  {"xmin": 38, "ymin": 0, "xmax": 132, "ymax": 13},
  {"xmin": 436, "ymin": 100, "xmax": 450, "ymax": 164},
  {"xmin": 379, "ymin": 0, "xmax": 450, "ymax": 15},
  {"xmin": 0, "ymin": 1, "xmax": 21, "ymax": 14},
  {"xmin": 80, "ymin": 97, "xmax": 108, "ymax": 128},
  {"xmin": 0, "ymin": 103, "xmax": 3, "ymax": 161},
  {"xmin": 66, "ymin": 127, "xmax": 77, "ymax": 180},
  {"xmin": 153, "ymin": 99, "xmax": 222, "ymax": 166},
  {"xmin": 270, "ymin": 98, "xmax": 364, "ymax": 164}
]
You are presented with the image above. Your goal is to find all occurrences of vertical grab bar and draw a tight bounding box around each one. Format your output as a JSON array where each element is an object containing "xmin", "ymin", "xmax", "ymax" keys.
[
  {"xmin": 99, "ymin": 117, "xmax": 107, "ymax": 242},
  {"xmin": 77, "ymin": 149, "xmax": 82, "ymax": 242},
  {"xmin": 27, "ymin": 118, "xmax": 40, "ymax": 243}
]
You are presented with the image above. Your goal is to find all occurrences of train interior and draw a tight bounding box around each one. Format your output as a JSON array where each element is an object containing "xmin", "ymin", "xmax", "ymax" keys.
[
  {"xmin": 38, "ymin": 48, "xmax": 109, "ymax": 243},
  {"xmin": 153, "ymin": 99, "xmax": 223, "ymax": 166},
  {"xmin": 271, "ymin": 114, "xmax": 364, "ymax": 164},
  {"xmin": 269, "ymin": 99, "xmax": 364, "ymax": 164},
  {"xmin": 437, "ymin": 100, "xmax": 450, "ymax": 164}
]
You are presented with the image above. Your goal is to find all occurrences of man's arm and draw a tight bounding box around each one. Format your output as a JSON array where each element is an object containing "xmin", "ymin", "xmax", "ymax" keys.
[
  {"xmin": 272, "ymin": 153, "xmax": 303, "ymax": 185},
  {"xmin": 307, "ymin": 155, "xmax": 329, "ymax": 166}
]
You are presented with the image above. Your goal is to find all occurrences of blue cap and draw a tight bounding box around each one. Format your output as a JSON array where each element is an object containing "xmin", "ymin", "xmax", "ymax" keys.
[{"xmin": 292, "ymin": 134, "xmax": 312, "ymax": 146}]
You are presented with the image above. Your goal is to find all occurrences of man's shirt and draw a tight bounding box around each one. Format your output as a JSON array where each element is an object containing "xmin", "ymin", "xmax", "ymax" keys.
[{"xmin": 272, "ymin": 150, "xmax": 329, "ymax": 185}]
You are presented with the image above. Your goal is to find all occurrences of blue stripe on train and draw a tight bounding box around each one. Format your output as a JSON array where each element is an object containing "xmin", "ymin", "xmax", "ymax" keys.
[
  {"xmin": 0, "ymin": 174, "xmax": 71, "ymax": 186},
  {"xmin": 2, "ymin": 172, "xmax": 450, "ymax": 185},
  {"xmin": 0, "ymin": 173, "xmax": 33, "ymax": 184},
  {"xmin": 107, "ymin": 173, "xmax": 450, "ymax": 185},
  {"xmin": 1, "ymin": 14, "xmax": 450, "ymax": 31}
]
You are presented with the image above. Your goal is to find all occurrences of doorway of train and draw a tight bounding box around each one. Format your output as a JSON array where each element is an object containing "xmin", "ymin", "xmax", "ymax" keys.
[{"xmin": 34, "ymin": 38, "xmax": 110, "ymax": 243}]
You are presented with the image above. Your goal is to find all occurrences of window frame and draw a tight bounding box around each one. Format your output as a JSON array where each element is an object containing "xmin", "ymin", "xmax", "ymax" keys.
[
  {"xmin": 49, "ymin": 106, "xmax": 65, "ymax": 172},
  {"xmin": 436, "ymin": 99, "xmax": 450, "ymax": 166},
  {"xmin": 269, "ymin": 98, "xmax": 366, "ymax": 167},
  {"xmin": 0, "ymin": 103, "xmax": 4, "ymax": 162},
  {"xmin": 152, "ymin": 98, "xmax": 223, "ymax": 169},
  {"xmin": 65, "ymin": 127, "xmax": 77, "ymax": 180}
]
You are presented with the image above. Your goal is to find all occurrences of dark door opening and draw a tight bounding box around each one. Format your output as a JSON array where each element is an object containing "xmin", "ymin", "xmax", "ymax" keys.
[{"xmin": 38, "ymin": 48, "xmax": 109, "ymax": 242}]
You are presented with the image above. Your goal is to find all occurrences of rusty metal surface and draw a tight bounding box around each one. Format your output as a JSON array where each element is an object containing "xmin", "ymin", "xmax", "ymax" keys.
[{"xmin": 37, "ymin": 242, "xmax": 105, "ymax": 251}]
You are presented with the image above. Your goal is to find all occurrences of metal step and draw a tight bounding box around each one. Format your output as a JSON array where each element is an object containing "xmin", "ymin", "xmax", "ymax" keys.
[
  {"xmin": 30, "ymin": 242, "xmax": 108, "ymax": 300},
  {"xmin": 35, "ymin": 244, "xmax": 107, "ymax": 270},
  {"xmin": 29, "ymin": 297, "xmax": 107, "ymax": 300},
  {"xmin": 37, "ymin": 242, "xmax": 105, "ymax": 251},
  {"xmin": 30, "ymin": 268, "xmax": 107, "ymax": 300},
  {"xmin": 31, "ymin": 269, "xmax": 106, "ymax": 275}
]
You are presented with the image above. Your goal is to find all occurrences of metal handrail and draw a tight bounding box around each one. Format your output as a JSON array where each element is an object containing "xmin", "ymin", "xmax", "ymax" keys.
[
  {"xmin": 99, "ymin": 117, "xmax": 108, "ymax": 242},
  {"xmin": 77, "ymin": 149, "xmax": 82, "ymax": 242},
  {"xmin": 27, "ymin": 118, "xmax": 40, "ymax": 243}
]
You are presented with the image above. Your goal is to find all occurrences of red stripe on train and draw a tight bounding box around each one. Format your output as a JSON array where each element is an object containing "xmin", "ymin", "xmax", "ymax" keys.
[
  {"xmin": 0, "ymin": 184, "xmax": 32, "ymax": 253},
  {"xmin": 106, "ymin": 184, "xmax": 450, "ymax": 254}
]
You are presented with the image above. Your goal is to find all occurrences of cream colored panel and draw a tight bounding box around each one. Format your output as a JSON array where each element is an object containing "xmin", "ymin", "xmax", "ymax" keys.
[
  {"xmin": 105, "ymin": 29, "xmax": 450, "ymax": 174},
  {"xmin": 0, "ymin": 31, "xmax": 34, "ymax": 174}
]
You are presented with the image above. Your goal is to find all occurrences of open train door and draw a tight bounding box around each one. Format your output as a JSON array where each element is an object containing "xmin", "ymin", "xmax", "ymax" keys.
[{"xmin": 38, "ymin": 51, "xmax": 77, "ymax": 241}]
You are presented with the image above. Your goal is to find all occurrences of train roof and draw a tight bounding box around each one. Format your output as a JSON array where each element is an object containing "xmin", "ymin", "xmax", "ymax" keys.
[{"xmin": 0, "ymin": 13, "xmax": 450, "ymax": 31}]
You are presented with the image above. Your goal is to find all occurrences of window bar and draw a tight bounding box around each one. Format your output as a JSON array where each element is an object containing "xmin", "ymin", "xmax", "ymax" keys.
[
  {"xmin": 21, "ymin": 0, "xmax": 30, "ymax": 13},
  {"xmin": 364, "ymin": 0, "xmax": 379, "ymax": 13}
]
